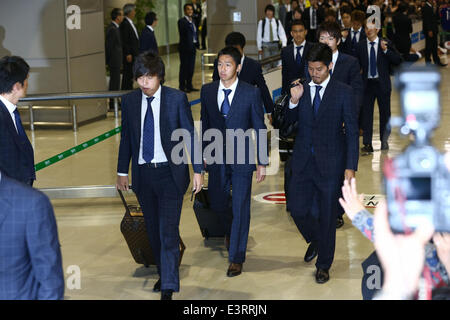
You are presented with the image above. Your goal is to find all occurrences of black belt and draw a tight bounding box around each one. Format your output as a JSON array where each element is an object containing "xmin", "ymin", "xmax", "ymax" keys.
[{"xmin": 140, "ymin": 161, "xmax": 169, "ymax": 168}]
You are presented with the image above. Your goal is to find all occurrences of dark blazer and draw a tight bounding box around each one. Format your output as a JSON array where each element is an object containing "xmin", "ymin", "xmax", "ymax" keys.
[
  {"xmin": 422, "ymin": 3, "xmax": 440, "ymax": 34},
  {"xmin": 340, "ymin": 28, "xmax": 367, "ymax": 57},
  {"xmin": 355, "ymin": 39, "xmax": 402, "ymax": 93},
  {"xmin": 303, "ymin": 6, "xmax": 324, "ymax": 31},
  {"xmin": 393, "ymin": 13, "xmax": 413, "ymax": 55},
  {"xmin": 0, "ymin": 174, "xmax": 64, "ymax": 300},
  {"xmin": 281, "ymin": 42, "xmax": 313, "ymax": 95},
  {"xmin": 120, "ymin": 18, "xmax": 139, "ymax": 59},
  {"xmin": 0, "ymin": 100, "xmax": 35, "ymax": 183},
  {"xmin": 178, "ymin": 17, "xmax": 198, "ymax": 53},
  {"xmin": 139, "ymin": 26, "xmax": 158, "ymax": 54},
  {"xmin": 117, "ymin": 87, "xmax": 202, "ymax": 196},
  {"xmin": 212, "ymin": 56, "xmax": 274, "ymax": 113},
  {"xmin": 200, "ymin": 80, "xmax": 268, "ymax": 173},
  {"xmin": 286, "ymin": 79, "xmax": 359, "ymax": 177},
  {"xmin": 105, "ymin": 22, "xmax": 123, "ymax": 68}
]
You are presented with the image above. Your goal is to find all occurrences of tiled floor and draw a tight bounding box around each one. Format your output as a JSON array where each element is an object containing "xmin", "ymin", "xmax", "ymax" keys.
[{"xmin": 29, "ymin": 50, "xmax": 449, "ymax": 300}]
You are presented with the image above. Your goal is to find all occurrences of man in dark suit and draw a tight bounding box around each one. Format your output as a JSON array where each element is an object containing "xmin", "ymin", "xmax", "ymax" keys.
[
  {"xmin": 286, "ymin": 43, "xmax": 359, "ymax": 283},
  {"xmin": 356, "ymin": 19, "xmax": 402, "ymax": 153},
  {"xmin": 116, "ymin": 52, "xmax": 203, "ymax": 300},
  {"xmin": 190, "ymin": 0, "xmax": 202, "ymax": 30},
  {"xmin": 201, "ymin": 46, "xmax": 268, "ymax": 277},
  {"xmin": 212, "ymin": 32, "xmax": 274, "ymax": 113},
  {"xmin": 317, "ymin": 21, "xmax": 363, "ymax": 229},
  {"xmin": 0, "ymin": 56, "xmax": 35, "ymax": 186},
  {"xmin": 140, "ymin": 11, "xmax": 158, "ymax": 54},
  {"xmin": 281, "ymin": 19, "xmax": 313, "ymax": 95},
  {"xmin": 393, "ymin": 3, "xmax": 422, "ymax": 62},
  {"xmin": 0, "ymin": 172, "xmax": 64, "ymax": 299},
  {"xmin": 422, "ymin": 1, "xmax": 447, "ymax": 66},
  {"xmin": 303, "ymin": 0, "xmax": 324, "ymax": 42},
  {"xmin": 105, "ymin": 8, "xmax": 123, "ymax": 110},
  {"xmin": 178, "ymin": 3, "xmax": 199, "ymax": 93},
  {"xmin": 120, "ymin": 3, "xmax": 139, "ymax": 90},
  {"xmin": 340, "ymin": 10, "xmax": 366, "ymax": 57}
]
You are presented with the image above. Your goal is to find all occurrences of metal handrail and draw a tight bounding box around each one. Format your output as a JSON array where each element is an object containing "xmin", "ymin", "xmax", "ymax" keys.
[{"xmin": 17, "ymin": 90, "xmax": 132, "ymax": 131}]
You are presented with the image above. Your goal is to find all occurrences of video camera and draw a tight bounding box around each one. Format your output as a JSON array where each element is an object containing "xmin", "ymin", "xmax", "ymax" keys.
[{"xmin": 384, "ymin": 66, "xmax": 450, "ymax": 233}]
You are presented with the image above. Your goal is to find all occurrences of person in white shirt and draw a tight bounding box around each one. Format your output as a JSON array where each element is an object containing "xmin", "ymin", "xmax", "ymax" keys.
[{"xmin": 257, "ymin": 4, "xmax": 288, "ymax": 63}]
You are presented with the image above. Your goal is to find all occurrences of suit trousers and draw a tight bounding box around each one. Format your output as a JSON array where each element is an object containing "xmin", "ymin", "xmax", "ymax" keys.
[
  {"xmin": 137, "ymin": 165, "xmax": 183, "ymax": 292},
  {"xmin": 289, "ymin": 156, "xmax": 340, "ymax": 270},
  {"xmin": 109, "ymin": 66, "xmax": 121, "ymax": 108},
  {"xmin": 208, "ymin": 165, "xmax": 253, "ymax": 264},
  {"xmin": 179, "ymin": 49, "xmax": 196, "ymax": 90},
  {"xmin": 121, "ymin": 60, "xmax": 134, "ymax": 90},
  {"xmin": 362, "ymin": 79, "xmax": 391, "ymax": 145},
  {"xmin": 424, "ymin": 34, "xmax": 440, "ymax": 64}
]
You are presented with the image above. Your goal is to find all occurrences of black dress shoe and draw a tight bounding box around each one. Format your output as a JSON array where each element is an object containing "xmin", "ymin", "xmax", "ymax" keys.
[
  {"xmin": 315, "ymin": 268, "xmax": 330, "ymax": 284},
  {"xmin": 381, "ymin": 141, "xmax": 389, "ymax": 150},
  {"xmin": 161, "ymin": 289, "xmax": 173, "ymax": 300},
  {"xmin": 304, "ymin": 242, "xmax": 318, "ymax": 262},
  {"xmin": 227, "ymin": 263, "xmax": 243, "ymax": 277},
  {"xmin": 336, "ymin": 217, "xmax": 344, "ymax": 229},
  {"xmin": 436, "ymin": 62, "xmax": 448, "ymax": 67},
  {"xmin": 153, "ymin": 278, "xmax": 161, "ymax": 292},
  {"xmin": 361, "ymin": 144, "xmax": 374, "ymax": 153}
]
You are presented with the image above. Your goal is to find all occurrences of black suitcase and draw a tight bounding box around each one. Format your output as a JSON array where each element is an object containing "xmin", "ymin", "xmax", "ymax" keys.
[
  {"xmin": 193, "ymin": 188, "xmax": 227, "ymax": 239},
  {"xmin": 118, "ymin": 189, "xmax": 186, "ymax": 267}
]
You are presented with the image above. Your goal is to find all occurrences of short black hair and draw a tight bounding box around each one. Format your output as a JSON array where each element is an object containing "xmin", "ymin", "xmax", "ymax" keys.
[
  {"xmin": 111, "ymin": 8, "xmax": 122, "ymax": 21},
  {"xmin": 291, "ymin": 0, "xmax": 299, "ymax": 4},
  {"xmin": 217, "ymin": 46, "xmax": 242, "ymax": 67},
  {"xmin": 306, "ymin": 43, "xmax": 332, "ymax": 66},
  {"xmin": 184, "ymin": 3, "xmax": 193, "ymax": 12},
  {"xmin": 317, "ymin": 21, "xmax": 342, "ymax": 41},
  {"xmin": 0, "ymin": 56, "xmax": 30, "ymax": 94},
  {"xmin": 265, "ymin": 4, "xmax": 275, "ymax": 13},
  {"xmin": 133, "ymin": 51, "xmax": 165, "ymax": 83},
  {"xmin": 145, "ymin": 11, "xmax": 157, "ymax": 25},
  {"xmin": 340, "ymin": 5, "xmax": 352, "ymax": 16},
  {"xmin": 291, "ymin": 19, "xmax": 306, "ymax": 29},
  {"xmin": 225, "ymin": 32, "xmax": 246, "ymax": 49}
]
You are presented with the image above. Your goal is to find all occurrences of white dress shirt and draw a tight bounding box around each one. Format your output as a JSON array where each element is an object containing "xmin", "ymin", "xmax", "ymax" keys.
[
  {"xmin": 217, "ymin": 78, "xmax": 239, "ymax": 111},
  {"xmin": 293, "ymin": 39, "xmax": 306, "ymax": 60},
  {"xmin": 310, "ymin": 7, "xmax": 318, "ymax": 29},
  {"xmin": 112, "ymin": 21, "xmax": 119, "ymax": 28},
  {"xmin": 289, "ymin": 74, "xmax": 331, "ymax": 109},
  {"xmin": 126, "ymin": 17, "xmax": 139, "ymax": 40},
  {"xmin": 185, "ymin": 16, "xmax": 197, "ymax": 43},
  {"xmin": 257, "ymin": 17, "xmax": 288, "ymax": 49},
  {"xmin": 350, "ymin": 27, "xmax": 362, "ymax": 43},
  {"xmin": 331, "ymin": 50, "xmax": 339, "ymax": 74},
  {"xmin": 147, "ymin": 25, "xmax": 154, "ymax": 32},
  {"xmin": 0, "ymin": 95, "xmax": 19, "ymax": 133},
  {"xmin": 117, "ymin": 86, "xmax": 167, "ymax": 176}
]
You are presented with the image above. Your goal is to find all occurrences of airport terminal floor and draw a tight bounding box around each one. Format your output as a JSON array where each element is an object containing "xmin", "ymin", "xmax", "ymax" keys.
[{"xmin": 30, "ymin": 51, "xmax": 449, "ymax": 300}]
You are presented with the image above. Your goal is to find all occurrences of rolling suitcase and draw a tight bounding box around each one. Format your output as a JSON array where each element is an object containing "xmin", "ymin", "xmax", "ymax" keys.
[
  {"xmin": 193, "ymin": 187, "xmax": 227, "ymax": 239},
  {"xmin": 118, "ymin": 189, "xmax": 186, "ymax": 267}
]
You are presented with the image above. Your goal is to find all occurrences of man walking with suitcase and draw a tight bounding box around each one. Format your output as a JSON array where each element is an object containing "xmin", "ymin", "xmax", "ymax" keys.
[{"xmin": 116, "ymin": 51, "xmax": 203, "ymax": 300}]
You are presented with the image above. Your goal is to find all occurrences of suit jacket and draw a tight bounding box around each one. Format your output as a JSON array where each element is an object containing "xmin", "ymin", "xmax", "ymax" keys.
[
  {"xmin": 117, "ymin": 87, "xmax": 202, "ymax": 196},
  {"xmin": 120, "ymin": 18, "xmax": 139, "ymax": 60},
  {"xmin": 212, "ymin": 56, "xmax": 274, "ymax": 113},
  {"xmin": 340, "ymin": 28, "xmax": 367, "ymax": 57},
  {"xmin": 200, "ymin": 80, "xmax": 268, "ymax": 173},
  {"xmin": 139, "ymin": 26, "xmax": 158, "ymax": 54},
  {"xmin": 0, "ymin": 174, "xmax": 64, "ymax": 300},
  {"xmin": 281, "ymin": 42, "xmax": 313, "ymax": 95},
  {"xmin": 178, "ymin": 17, "xmax": 198, "ymax": 53},
  {"xmin": 286, "ymin": 79, "xmax": 359, "ymax": 178},
  {"xmin": 422, "ymin": 3, "xmax": 440, "ymax": 34},
  {"xmin": 0, "ymin": 100, "xmax": 35, "ymax": 183},
  {"xmin": 393, "ymin": 13, "xmax": 413, "ymax": 54},
  {"xmin": 105, "ymin": 22, "xmax": 123, "ymax": 68},
  {"xmin": 355, "ymin": 39, "xmax": 402, "ymax": 93},
  {"xmin": 303, "ymin": 7, "xmax": 324, "ymax": 31}
]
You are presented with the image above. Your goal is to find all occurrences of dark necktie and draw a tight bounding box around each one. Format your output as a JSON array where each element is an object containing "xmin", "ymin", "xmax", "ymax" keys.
[
  {"xmin": 313, "ymin": 85, "xmax": 322, "ymax": 116},
  {"xmin": 13, "ymin": 109, "xmax": 26, "ymax": 138},
  {"xmin": 370, "ymin": 41, "xmax": 377, "ymax": 78},
  {"xmin": 190, "ymin": 21, "xmax": 197, "ymax": 43},
  {"xmin": 296, "ymin": 45, "xmax": 303, "ymax": 66},
  {"xmin": 352, "ymin": 30, "xmax": 358, "ymax": 47},
  {"xmin": 329, "ymin": 68, "xmax": 333, "ymax": 77},
  {"xmin": 221, "ymin": 89, "xmax": 232, "ymax": 117},
  {"xmin": 142, "ymin": 96, "xmax": 155, "ymax": 163},
  {"xmin": 312, "ymin": 9, "xmax": 317, "ymax": 29}
]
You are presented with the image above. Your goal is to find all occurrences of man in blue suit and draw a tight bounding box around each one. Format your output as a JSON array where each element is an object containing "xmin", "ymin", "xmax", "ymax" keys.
[
  {"xmin": 0, "ymin": 172, "xmax": 64, "ymax": 300},
  {"xmin": 212, "ymin": 32, "xmax": 274, "ymax": 113},
  {"xmin": 178, "ymin": 3, "xmax": 199, "ymax": 93},
  {"xmin": 356, "ymin": 19, "xmax": 402, "ymax": 153},
  {"xmin": 281, "ymin": 20, "xmax": 314, "ymax": 95},
  {"xmin": 286, "ymin": 43, "xmax": 359, "ymax": 283},
  {"xmin": 116, "ymin": 51, "xmax": 203, "ymax": 300},
  {"xmin": 339, "ymin": 10, "xmax": 366, "ymax": 57},
  {"xmin": 0, "ymin": 56, "xmax": 35, "ymax": 186},
  {"xmin": 201, "ymin": 46, "xmax": 268, "ymax": 277},
  {"xmin": 139, "ymin": 11, "xmax": 158, "ymax": 54}
]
